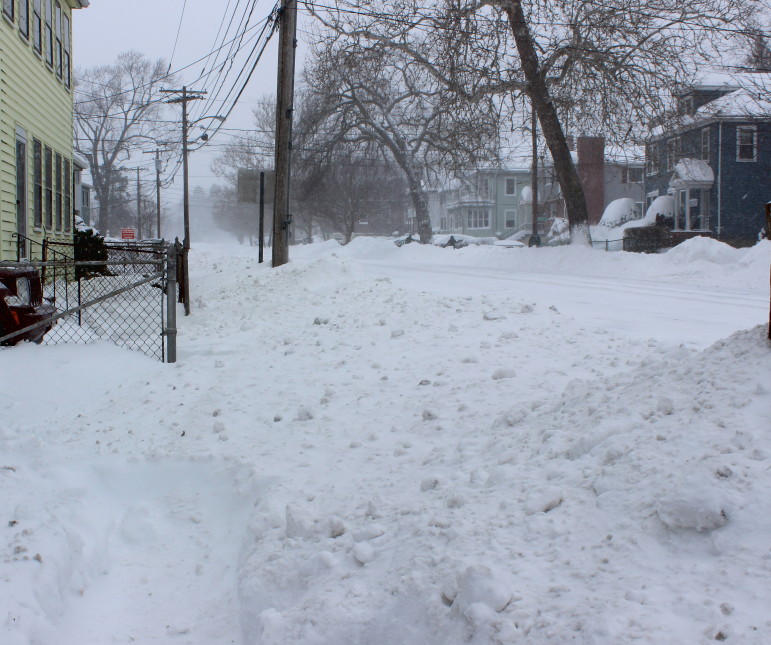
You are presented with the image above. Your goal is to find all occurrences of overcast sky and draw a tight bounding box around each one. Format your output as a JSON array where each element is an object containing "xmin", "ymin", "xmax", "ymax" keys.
[{"xmin": 73, "ymin": 0, "xmax": 308, "ymax": 197}]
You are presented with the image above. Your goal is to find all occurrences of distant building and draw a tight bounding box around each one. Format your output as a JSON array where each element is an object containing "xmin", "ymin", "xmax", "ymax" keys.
[
  {"xmin": 436, "ymin": 168, "xmax": 533, "ymax": 239},
  {"xmin": 540, "ymin": 136, "xmax": 645, "ymax": 225},
  {"xmin": 0, "ymin": 0, "xmax": 89, "ymax": 260},
  {"xmin": 645, "ymin": 75, "xmax": 771, "ymax": 243}
]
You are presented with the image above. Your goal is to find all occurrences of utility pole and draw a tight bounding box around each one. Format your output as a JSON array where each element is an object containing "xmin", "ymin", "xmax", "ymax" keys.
[
  {"xmin": 259, "ymin": 171, "xmax": 265, "ymax": 264},
  {"xmin": 272, "ymin": 0, "xmax": 298, "ymax": 268},
  {"xmin": 136, "ymin": 167, "xmax": 142, "ymax": 240},
  {"xmin": 161, "ymin": 87, "xmax": 206, "ymax": 315}
]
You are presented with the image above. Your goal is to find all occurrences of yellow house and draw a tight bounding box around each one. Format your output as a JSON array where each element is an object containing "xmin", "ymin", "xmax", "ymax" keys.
[{"xmin": 0, "ymin": 0, "xmax": 88, "ymax": 261}]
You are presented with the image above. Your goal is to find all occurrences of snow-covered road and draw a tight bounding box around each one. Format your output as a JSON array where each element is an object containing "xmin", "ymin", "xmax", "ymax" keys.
[
  {"xmin": 358, "ymin": 258, "xmax": 766, "ymax": 349},
  {"xmin": 2, "ymin": 237, "xmax": 770, "ymax": 645}
]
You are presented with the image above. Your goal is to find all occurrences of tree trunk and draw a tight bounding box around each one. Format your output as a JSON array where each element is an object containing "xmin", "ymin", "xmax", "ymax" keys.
[
  {"xmin": 502, "ymin": 0, "xmax": 592, "ymax": 245},
  {"xmin": 405, "ymin": 169, "xmax": 432, "ymax": 243}
]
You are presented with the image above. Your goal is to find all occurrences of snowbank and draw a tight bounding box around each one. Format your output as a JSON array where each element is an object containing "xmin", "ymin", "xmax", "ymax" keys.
[{"xmin": 1, "ymin": 238, "xmax": 769, "ymax": 644}]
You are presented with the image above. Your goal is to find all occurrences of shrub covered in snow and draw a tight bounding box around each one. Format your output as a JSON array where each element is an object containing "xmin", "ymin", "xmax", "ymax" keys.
[{"xmin": 600, "ymin": 198, "xmax": 639, "ymax": 228}]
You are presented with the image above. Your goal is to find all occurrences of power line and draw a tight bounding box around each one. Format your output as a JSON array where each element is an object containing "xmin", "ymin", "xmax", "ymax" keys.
[{"xmin": 168, "ymin": 0, "xmax": 189, "ymax": 73}]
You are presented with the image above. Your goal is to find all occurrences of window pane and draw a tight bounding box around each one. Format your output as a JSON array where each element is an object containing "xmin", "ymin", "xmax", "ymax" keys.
[
  {"xmin": 3, "ymin": 0, "xmax": 14, "ymax": 20},
  {"xmin": 20, "ymin": 0, "xmax": 29, "ymax": 37}
]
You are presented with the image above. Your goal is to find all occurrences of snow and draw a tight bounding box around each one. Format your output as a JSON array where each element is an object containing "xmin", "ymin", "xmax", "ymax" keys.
[
  {"xmin": 2, "ymin": 236, "xmax": 770, "ymax": 644},
  {"xmin": 599, "ymin": 198, "xmax": 639, "ymax": 228},
  {"xmin": 644, "ymin": 195, "xmax": 676, "ymax": 223},
  {"xmin": 673, "ymin": 158, "xmax": 715, "ymax": 184}
]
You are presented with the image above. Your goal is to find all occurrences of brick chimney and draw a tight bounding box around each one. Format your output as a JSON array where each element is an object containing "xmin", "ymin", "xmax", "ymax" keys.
[{"xmin": 576, "ymin": 136, "xmax": 605, "ymax": 225}]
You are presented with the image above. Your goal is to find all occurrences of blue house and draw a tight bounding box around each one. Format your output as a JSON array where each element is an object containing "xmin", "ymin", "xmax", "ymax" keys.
[{"xmin": 645, "ymin": 76, "xmax": 771, "ymax": 243}]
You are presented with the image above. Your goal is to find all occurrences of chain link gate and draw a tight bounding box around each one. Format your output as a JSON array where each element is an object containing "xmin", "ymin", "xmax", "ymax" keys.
[{"xmin": 0, "ymin": 242, "xmax": 178, "ymax": 362}]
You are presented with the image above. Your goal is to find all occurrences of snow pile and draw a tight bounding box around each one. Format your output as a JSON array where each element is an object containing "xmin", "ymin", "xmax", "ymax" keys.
[
  {"xmin": 599, "ymin": 198, "xmax": 639, "ymax": 228},
  {"xmin": 644, "ymin": 195, "xmax": 675, "ymax": 224},
  {"xmin": 1, "ymin": 239, "xmax": 769, "ymax": 644}
]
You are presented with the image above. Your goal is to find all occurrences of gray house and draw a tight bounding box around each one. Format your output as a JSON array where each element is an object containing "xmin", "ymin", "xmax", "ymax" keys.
[
  {"xmin": 645, "ymin": 76, "xmax": 771, "ymax": 242},
  {"xmin": 437, "ymin": 167, "xmax": 533, "ymax": 239}
]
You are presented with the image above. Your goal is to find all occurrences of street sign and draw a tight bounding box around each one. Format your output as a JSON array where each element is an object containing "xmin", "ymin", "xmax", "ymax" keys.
[{"xmin": 121, "ymin": 228, "xmax": 136, "ymax": 240}]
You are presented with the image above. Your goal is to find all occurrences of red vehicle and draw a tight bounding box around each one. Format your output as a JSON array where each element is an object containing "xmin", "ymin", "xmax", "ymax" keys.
[{"xmin": 0, "ymin": 266, "xmax": 56, "ymax": 346}]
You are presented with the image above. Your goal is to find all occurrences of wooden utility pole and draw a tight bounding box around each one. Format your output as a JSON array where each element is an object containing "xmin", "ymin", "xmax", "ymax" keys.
[
  {"xmin": 259, "ymin": 171, "xmax": 265, "ymax": 264},
  {"xmin": 161, "ymin": 87, "xmax": 206, "ymax": 315},
  {"xmin": 143, "ymin": 148, "xmax": 166, "ymax": 239},
  {"xmin": 136, "ymin": 168, "xmax": 142, "ymax": 240},
  {"xmin": 272, "ymin": 0, "xmax": 298, "ymax": 268}
]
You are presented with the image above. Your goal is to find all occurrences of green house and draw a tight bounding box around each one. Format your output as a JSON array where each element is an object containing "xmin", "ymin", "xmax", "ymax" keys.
[{"xmin": 0, "ymin": 0, "xmax": 88, "ymax": 261}]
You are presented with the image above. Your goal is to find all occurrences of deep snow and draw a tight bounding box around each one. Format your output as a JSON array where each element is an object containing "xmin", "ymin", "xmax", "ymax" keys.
[{"xmin": 1, "ymin": 237, "xmax": 770, "ymax": 644}]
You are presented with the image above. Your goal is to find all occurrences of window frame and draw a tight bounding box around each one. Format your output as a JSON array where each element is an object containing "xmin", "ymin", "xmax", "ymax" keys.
[
  {"xmin": 62, "ymin": 9, "xmax": 70, "ymax": 87},
  {"xmin": 466, "ymin": 208, "xmax": 490, "ymax": 230},
  {"xmin": 3, "ymin": 0, "xmax": 14, "ymax": 22},
  {"xmin": 504, "ymin": 209, "xmax": 517, "ymax": 229},
  {"xmin": 33, "ymin": 139, "xmax": 43, "ymax": 228},
  {"xmin": 54, "ymin": 1, "xmax": 62, "ymax": 80},
  {"xmin": 44, "ymin": 146, "xmax": 53, "ymax": 229},
  {"xmin": 19, "ymin": 0, "xmax": 29, "ymax": 38},
  {"xmin": 666, "ymin": 137, "xmax": 680, "ymax": 172},
  {"xmin": 504, "ymin": 177, "xmax": 516, "ymax": 196},
  {"xmin": 736, "ymin": 125, "xmax": 757, "ymax": 162},
  {"xmin": 701, "ymin": 128, "xmax": 710, "ymax": 161},
  {"xmin": 44, "ymin": 0, "xmax": 53, "ymax": 68},
  {"xmin": 64, "ymin": 158, "xmax": 71, "ymax": 232},
  {"xmin": 55, "ymin": 152, "xmax": 63, "ymax": 230},
  {"xmin": 32, "ymin": 0, "xmax": 41, "ymax": 53}
]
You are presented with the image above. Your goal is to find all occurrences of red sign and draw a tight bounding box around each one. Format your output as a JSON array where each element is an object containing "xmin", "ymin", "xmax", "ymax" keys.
[{"xmin": 121, "ymin": 228, "xmax": 136, "ymax": 240}]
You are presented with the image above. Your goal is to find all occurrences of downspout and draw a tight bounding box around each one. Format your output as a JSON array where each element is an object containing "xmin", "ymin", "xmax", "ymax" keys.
[{"xmin": 717, "ymin": 121, "xmax": 722, "ymax": 238}]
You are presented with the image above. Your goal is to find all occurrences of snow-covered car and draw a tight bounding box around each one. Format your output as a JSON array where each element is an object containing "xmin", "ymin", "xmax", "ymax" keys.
[
  {"xmin": 0, "ymin": 266, "xmax": 56, "ymax": 346},
  {"xmin": 493, "ymin": 235, "xmax": 526, "ymax": 248},
  {"xmin": 393, "ymin": 233, "xmax": 421, "ymax": 247}
]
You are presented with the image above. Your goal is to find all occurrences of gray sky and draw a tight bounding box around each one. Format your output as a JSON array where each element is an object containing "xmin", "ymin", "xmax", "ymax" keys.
[{"xmin": 73, "ymin": 0, "xmax": 307, "ymax": 196}]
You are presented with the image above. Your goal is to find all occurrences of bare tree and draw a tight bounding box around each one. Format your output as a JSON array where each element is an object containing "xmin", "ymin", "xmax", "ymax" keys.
[
  {"xmin": 296, "ymin": 145, "xmax": 407, "ymax": 244},
  {"xmin": 75, "ymin": 51, "xmax": 177, "ymax": 235},
  {"xmin": 210, "ymin": 97, "xmax": 276, "ymax": 184},
  {"xmin": 302, "ymin": 22, "xmax": 501, "ymax": 243},
  {"xmin": 314, "ymin": 0, "xmax": 759, "ymax": 243}
]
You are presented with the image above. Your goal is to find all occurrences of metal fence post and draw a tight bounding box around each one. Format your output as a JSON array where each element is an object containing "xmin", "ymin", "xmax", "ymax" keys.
[{"xmin": 165, "ymin": 244, "xmax": 178, "ymax": 363}]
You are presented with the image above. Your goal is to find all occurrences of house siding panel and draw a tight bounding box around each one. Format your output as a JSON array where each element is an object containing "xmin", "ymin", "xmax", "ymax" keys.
[{"xmin": 0, "ymin": 0, "xmax": 79, "ymax": 260}]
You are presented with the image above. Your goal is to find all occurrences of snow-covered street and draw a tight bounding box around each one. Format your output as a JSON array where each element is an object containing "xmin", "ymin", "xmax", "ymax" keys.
[{"xmin": 2, "ymin": 238, "xmax": 770, "ymax": 644}]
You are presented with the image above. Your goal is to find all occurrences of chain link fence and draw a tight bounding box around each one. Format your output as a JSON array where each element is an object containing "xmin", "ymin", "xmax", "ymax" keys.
[{"xmin": 1, "ymin": 241, "xmax": 179, "ymax": 362}]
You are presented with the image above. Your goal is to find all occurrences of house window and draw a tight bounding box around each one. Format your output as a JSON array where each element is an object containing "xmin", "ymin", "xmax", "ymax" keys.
[
  {"xmin": 627, "ymin": 166, "xmax": 643, "ymax": 183},
  {"xmin": 19, "ymin": 0, "xmax": 29, "ymax": 38},
  {"xmin": 466, "ymin": 209, "xmax": 489, "ymax": 229},
  {"xmin": 55, "ymin": 153, "xmax": 63, "ymax": 230},
  {"xmin": 478, "ymin": 178, "xmax": 490, "ymax": 199},
  {"xmin": 44, "ymin": 146, "xmax": 53, "ymax": 228},
  {"xmin": 736, "ymin": 126, "xmax": 757, "ymax": 161},
  {"xmin": 666, "ymin": 137, "xmax": 680, "ymax": 171},
  {"xmin": 45, "ymin": 0, "xmax": 53, "ymax": 67},
  {"xmin": 504, "ymin": 210, "xmax": 517, "ymax": 228},
  {"xmin": 440, "ymin": 217, "xmax": 447, "ymax": 230},
  {"xmin": 32, "ymin": 0, "xmax": 41, "ymax": 52},
  {"xmin": 62, "ymin": 11, "xmax": 70, "ymax": 87},
  {"xmin": 3, "ymin": 0, "xmax": 14, "ymax": 21},
  {"xmin": 33, "ymin": 140, "xmax": 43, "ymax": 228},
  {"xmin": 55, "ymin": 2, "xmax": 62, "ymax": 80},
  {"xmin": 64, "ymin": 158, "xmax": 71, "ymax": 231},
  {"xmin": 505, "ymin": 178, "xmax": 516, "ymax": 195},
  {"xmin": 701, "ymin": 128, "xmax": 710, "ymax": 161},
  {"xmin": 358, "ymin": 213, "xmax": 368, "ymax": 225}
]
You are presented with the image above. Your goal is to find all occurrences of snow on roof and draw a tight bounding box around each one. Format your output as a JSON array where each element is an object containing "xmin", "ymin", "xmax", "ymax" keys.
[
  {"xmin": 672, "ymin": 158, "xmax": 715, "ymax": 185},
  {"xmin": 693, "ymin": 86, "xmax": 771, "ymax": 120}
]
